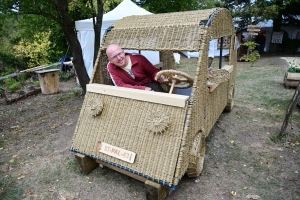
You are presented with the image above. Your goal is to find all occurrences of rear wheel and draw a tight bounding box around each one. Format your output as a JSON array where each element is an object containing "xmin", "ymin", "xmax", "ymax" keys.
[{"xmin": 187, "ymin": 129, "xmax": 206, "ymax": 177}]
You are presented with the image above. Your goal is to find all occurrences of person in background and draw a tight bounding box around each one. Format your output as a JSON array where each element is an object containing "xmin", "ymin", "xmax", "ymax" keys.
[
  {"xmin": 106, "ymin": 44, "xmax": 165, "ymax": 92},
  {"xmin": 255, "ymin": 32, "xmax": 266, "ymax": 54}
]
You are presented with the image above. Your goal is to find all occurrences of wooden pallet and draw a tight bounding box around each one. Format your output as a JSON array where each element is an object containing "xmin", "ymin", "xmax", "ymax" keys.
[{"xmin": 74, "ymin": 153, "xmax": 172, "ymax": 200}]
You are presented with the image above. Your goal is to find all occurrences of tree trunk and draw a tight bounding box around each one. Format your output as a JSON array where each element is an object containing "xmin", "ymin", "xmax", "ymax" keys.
[
  {"xmin": 93, "ymin": 0, "xmax": 104, "ymax": 65},
  {"xmin": 56, "ymin": 0, "xmax": 90, "ymax": 95},
  {"xmin": 270, "ymin": 0, "xmax": 284, "ymax": 53}
]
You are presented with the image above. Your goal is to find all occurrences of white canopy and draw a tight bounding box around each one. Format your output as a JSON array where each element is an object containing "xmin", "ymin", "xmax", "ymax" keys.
[
  {"xmin": 75, "ymin": 0, "xmax": 157, "ymax": 78},
  {"xmin": 256, "ymin": 20, "xmax": 300, "ymax": 52}
]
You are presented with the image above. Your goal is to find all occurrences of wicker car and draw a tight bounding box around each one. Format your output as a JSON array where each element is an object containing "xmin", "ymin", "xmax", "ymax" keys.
[{"xmin": 70, "ymin": 8, "xmax": 237, "ymax": 200}]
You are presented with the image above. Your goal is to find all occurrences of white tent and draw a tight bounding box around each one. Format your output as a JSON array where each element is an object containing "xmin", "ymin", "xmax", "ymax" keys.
[
  {"xmin": 182, "ymin": 38, "xmax": 238, "ymax": 58},
  {"xmin": 75, "ymin": 0, "xmax": 158, "ymax": 78},
  {"xmin": 257, "ymin": 20, "xmax": 300, "ymax": 52}
]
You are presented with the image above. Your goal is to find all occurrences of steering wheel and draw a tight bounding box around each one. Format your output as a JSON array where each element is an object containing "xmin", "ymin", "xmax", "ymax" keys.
[{"xmin": 155, "ymin": 70, "xmax": 194, "ymax": 94}]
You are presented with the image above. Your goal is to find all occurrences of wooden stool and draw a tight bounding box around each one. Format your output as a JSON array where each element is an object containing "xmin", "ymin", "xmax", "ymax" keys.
[{"xmin": 35, "ymin": 69, "xmax": 60, "ymax": 94}]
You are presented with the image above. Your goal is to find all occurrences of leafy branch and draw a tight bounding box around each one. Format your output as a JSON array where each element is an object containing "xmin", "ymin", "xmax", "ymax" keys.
[{"xmin": 241, "ymin": 41, "xmax": 260, "ymax": 67}]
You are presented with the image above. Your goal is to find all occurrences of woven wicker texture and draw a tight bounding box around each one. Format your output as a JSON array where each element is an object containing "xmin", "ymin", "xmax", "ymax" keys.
[
  {"xmin": 100, "ymin": 9, "xmax": 220, "ymax": 52},
  {"xmin": 72, "ymin": 8, "xmax": 237, "ymax": 187},
  {"xmin": 111, "ymin": 8, "xmax": 217, "ymax": 29},
  {"xmin": 71, "ymin": 92, "xmax": 187, "ymax": 186}
]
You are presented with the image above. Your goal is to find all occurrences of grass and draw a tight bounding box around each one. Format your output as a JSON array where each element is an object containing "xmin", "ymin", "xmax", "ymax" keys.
[
  {"xmin": 56, "ymin": 89, "xmax": 82, "ymax": 101},
  {"xmin": 0, "ymin": 176, "xmax": 25, "ymax": 200}
]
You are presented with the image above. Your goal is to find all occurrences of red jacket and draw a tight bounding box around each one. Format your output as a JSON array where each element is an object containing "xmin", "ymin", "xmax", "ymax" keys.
[{"xmin": 107, "ymin": 53, "xmax": 160, "ymax": 90}]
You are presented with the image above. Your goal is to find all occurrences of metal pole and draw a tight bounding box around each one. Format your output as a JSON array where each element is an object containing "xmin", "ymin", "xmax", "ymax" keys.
[{"xmin": 219, "ymin": 37, "xmax": 223, "ymax": 69}]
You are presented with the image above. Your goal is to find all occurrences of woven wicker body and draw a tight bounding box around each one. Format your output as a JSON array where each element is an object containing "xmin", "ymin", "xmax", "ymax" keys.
[{"xmin": 71, "ymin": 8, "xmax": 237, "ymax": 190}]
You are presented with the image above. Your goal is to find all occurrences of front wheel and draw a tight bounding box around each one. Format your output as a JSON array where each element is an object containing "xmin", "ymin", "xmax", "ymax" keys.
[{"xmin": 187, "ymin": 129, "xmax": 206, "ymax": 177}]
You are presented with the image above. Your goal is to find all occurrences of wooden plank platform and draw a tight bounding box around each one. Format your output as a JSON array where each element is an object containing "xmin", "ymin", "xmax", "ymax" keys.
[
  {"xmin": 95, "ymin": 159, "xmax": 171, "ymax": 200},
  {"xmin": 87, "ymin": 84, "xmax": 189, "ymax": 108}
]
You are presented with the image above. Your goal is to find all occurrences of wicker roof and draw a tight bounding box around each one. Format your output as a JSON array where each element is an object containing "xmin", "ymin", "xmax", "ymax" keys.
[
  {"xmin": 101, "ymin": 8, "xmax": 235, "ymax": 51},
  {"xmin": 112, "ymin": 8, "xmax": 217, "ymax": 28}
]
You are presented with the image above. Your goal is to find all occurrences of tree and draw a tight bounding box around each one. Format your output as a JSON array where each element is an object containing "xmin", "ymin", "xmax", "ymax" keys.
[
  {"xmin": 140, "ymin": 0, "xmax": 215, "ymax": 13},
  {"xmin": 219, "ymin": 0, "xmax": 300, "ymax": 31},
  {"xmin": 0, "ymin": 0, "xmax": 106, "ymax": 94},
  {"xmin": 13, "ymin": 31, "xmax": 57, "ymax": 67}
]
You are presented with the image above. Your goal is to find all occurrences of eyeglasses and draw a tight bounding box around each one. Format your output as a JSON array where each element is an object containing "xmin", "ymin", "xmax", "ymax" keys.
[{"xmin": 110, "ymin": 51, "xmax": 124, "ymax": 60}]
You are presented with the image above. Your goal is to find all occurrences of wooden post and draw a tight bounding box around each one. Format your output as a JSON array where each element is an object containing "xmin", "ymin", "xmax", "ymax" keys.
[
  {"xmin": 75, "ymin": 153, "xmax": 98, "ymax": 174},
  {"xmin": 35, "ymin": 69, "xmax": 60, "ymax": 94},
  {"xmin": 145, "ymin": 180, "xmax": 170, "ymax": 200}
]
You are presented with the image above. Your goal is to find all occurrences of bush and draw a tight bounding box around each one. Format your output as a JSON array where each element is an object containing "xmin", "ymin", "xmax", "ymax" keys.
[
  {"xmin": 287, "ymin": 60, "xmax": 300, "ymax": 73},
  {"xmin": 0, "ymin": 51, "xmax": 27, "ymax": 76},
  {"xmin": 33, "ymin": 81, "xmax": 40, "ymax": 86},
  {"xmin": 3, "ymin": 77, "xmax": 17, "ymax": 85},
  {"xmin": 8, "ymin": 82, "xmax": 21, "ymax": 93},
  {"xmin": 17, "ymin": 73, "xmax": 30, "ymax": 84},
  {"xmin": 241, "ymin": 41, "xmax": 260, "ymax": 66}
]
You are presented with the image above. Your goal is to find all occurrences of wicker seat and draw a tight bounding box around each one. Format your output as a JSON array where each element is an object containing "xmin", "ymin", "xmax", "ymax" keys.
[{"xmin": 70, "ymin": 7, "xmax": 237, "ymax": 191}]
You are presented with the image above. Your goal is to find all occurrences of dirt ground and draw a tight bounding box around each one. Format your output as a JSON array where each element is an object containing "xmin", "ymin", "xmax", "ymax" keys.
[{"xmin": 0, "ymin": 55, "xmax": 299, "ymax": 200}]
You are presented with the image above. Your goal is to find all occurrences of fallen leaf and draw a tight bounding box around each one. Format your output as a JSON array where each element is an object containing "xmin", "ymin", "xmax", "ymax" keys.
[
  {"xmin": 18, "ymin": 175, "xmax": 26, "ymax": 179},
  {"xmin": 12, "ymin": 155, "xmax": 18, "ymax": 158},
  {"xmin": 243, "ymin": 186, "xmax": 248, "ymax": 190},
  {"xmin": 230, "ymin": 140, "xmax": 235, "ymax": 144},
  {"xmin": 230, "ymin": 191, "xmax": 237, "ymax": 196},
  {"xmin": 27, "ymin": 189, "xmax": 34, "ymax": 195}
]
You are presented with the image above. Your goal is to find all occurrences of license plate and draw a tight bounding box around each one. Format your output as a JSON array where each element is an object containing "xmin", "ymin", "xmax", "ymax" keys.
[{"xmin": 97, "ymin": 141, "xmax": 136, "ymax": 163}]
